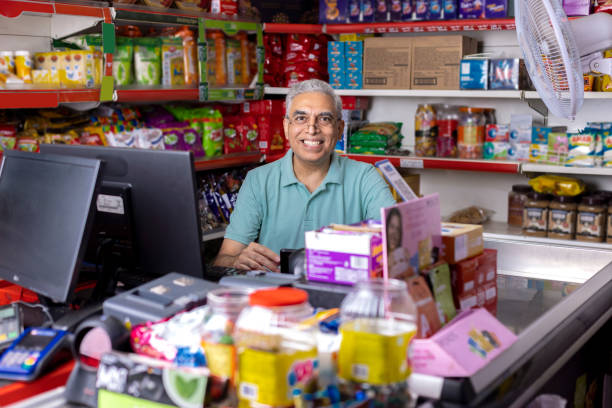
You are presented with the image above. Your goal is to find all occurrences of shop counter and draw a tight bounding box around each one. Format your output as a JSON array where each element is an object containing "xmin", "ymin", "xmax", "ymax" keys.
[{"xmin": 6, "ymin": 237, "xmax": 612, "ymax": 408}]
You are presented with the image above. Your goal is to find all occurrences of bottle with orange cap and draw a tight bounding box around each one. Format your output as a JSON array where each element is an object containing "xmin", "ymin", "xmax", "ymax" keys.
[{"xmin": 234, "ymin": 287, "xmax": 318, "ymax": 407}]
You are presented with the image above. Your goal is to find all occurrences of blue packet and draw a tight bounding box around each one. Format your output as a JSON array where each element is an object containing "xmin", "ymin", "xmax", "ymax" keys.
[
  {"xmin": 415, "ymin": 0, "xmax": 428, "ymax": 19},
  {"xmin": 362, "ymin": 0, "xmax": 375, "ymax": 22},
  {"xmin": 375, "ymin": 0, "xmax": 389, "ymax": 21},
  {"xmin": 443, "ymin": 0, "xmax": 458, "ymax": 19},
  {"xmin": 349, "ymin": 0, "xmax": 361, "ymax": 22},
  {"xmin": 390, "ymin": 0, "xmax": 403, "ymax": 20},
  {"xmin": 402, "ymin": 0, "xmax": 414, "ymax": 20},
  {"xmin": 428, "ymin": 0, "xmax": 443, "ymax": 19}
]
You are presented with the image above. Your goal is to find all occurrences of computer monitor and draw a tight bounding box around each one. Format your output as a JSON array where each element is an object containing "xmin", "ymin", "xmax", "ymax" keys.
[
  {"xmin": 39, "ymin": 144, "xmax": 205, "ymax": 280},
  {"xmin": 0, "ymin": 150, "xmax": 102, "ymax": 303}
]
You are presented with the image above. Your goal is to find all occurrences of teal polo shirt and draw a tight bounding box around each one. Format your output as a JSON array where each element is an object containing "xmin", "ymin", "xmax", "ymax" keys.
[{"xmin": 224, "ymin": 150, "xmax": 396, "ymax": 254}]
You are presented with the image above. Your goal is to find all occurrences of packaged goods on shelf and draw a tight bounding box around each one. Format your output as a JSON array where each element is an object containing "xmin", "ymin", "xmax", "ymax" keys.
[
  {"xmin": 563, "ymin": 0, "xmax": 591, "ymax": 16},
  {"xmin": 459, "ymin": 0, "xmax": 484, "ymax": 18},
  {"xmin": 363, "ymin": 37, "xmax": 412, "ymax": 89},
  {"xmin": 319, "ymin": 0, "xmax": 349, "ymax": 23},
  {"xmin": 547, "ymin": 131, "xmax": 569, "ymax": 165},
  {"xmin": 411, "ymin": 36, "xmax": 478, "ymax": 90},
  {"xmin": 305, "ymin": 221, "xmax": 384, "ymax": 285},
  {"xmin": 283, "ymin": 34, "xmax": 328, "ymax": 87},
  {"xmin": 198, "ymin": 167, "xmax": 248, "ymax": 231},
  {"xmin": 566, "ymin": 131, "xmax": 597, "ymax": 167},
  {"xmin": 349, "ymin": 121, "xmax": 403, "ymax": 155},
  {"xmin": 415, "ymin": 104, "xmax": 437, "ymax": 157},
  {"xmin": 486, "ymin": 124, "xmax": 510, "ymax": 142},
  {"xmin": 460, "ymin": 58, "xmax": 489, "ymax": 90},
  {"xmin": 211, "ymin": 0, "xmax": 238, "ymax": 16},
  {"xmin": 488, "ymin": 58, "xmax": 531, "ymax": 90},
  {"xmin": 528, "ymin": 174, "xmax": 585, "ymax": 196},
  {"xmin": 483, "ymin": 0, "xmax": 510, "ymax": 18}
]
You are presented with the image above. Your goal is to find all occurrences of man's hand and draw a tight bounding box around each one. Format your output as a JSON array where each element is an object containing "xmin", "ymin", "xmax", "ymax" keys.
[{"xmin": 214, "ymin": 239, "xmax": 280, "ymax": 272}]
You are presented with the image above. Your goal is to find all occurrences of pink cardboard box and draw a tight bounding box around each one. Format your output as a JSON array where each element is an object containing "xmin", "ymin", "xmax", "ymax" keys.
[{"xmin": 410, "ymin": 308, "xmax": 517, "ymax": 377}]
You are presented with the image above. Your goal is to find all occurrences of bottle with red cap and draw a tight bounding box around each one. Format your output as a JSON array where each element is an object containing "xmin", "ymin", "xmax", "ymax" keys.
[{"xmin": 234, "ymin": 287, "xmax": 318, "ymax": 407}]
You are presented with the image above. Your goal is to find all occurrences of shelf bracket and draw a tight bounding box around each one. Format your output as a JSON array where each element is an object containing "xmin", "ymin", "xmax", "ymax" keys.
[{"xmin": 521, "ymin": 91, "xmax": 549, "ymax": 125}]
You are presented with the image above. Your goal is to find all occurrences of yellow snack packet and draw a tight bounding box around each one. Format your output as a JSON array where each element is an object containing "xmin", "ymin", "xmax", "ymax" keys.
[{"xmin": 528, "ymin": 174, "xmax": 586, "ymax": 196}]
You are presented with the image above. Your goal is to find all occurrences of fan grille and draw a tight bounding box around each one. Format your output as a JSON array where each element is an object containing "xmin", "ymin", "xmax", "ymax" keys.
[{"xmin": 516, "ymin": 0, "xmax": 583, "ymax": 120}]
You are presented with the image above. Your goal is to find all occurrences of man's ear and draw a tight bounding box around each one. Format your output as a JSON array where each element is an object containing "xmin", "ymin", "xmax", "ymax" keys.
[
  {"xmin": 336, "ymin": 119, "xmax": 345, "ymax": 143},
  {"xmin": 283, "ymin": 117, "xmax": 290, "ymax": 140}
]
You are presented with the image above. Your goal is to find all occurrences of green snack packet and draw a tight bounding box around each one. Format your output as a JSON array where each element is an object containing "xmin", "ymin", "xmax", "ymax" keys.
[
  {"xmin": 349, "ymin": 145, "xmax": 388, "ymax": 155},
  {"xmin": 113, "ymin": 37, "xmax": 133, "ymax": 86},
  {"xmin": 201, "ymin": 108, "xmax": 223, "ymax": 157},
  {"xmin": 134, "ymin": 37, "xmax": 161, "ymax": 86},
  {"xmin": 425, "ymin": 262, "xmax": 456, "ymax": 325}
]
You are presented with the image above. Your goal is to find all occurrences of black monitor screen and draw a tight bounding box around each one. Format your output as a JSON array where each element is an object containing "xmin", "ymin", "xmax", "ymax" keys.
[
  {"xmin": 39, "ymin": 145, "xmax": 204, "ymax": 279},
  {"xmin": 0, "ymin": 150, "xmax": 101, "ymax": 303}
]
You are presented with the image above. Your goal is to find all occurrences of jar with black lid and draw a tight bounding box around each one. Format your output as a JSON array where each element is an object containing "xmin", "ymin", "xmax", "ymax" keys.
[
  {"xmin": 576, "ymin": 195, "xmax": 606, "ymax": 242},
  {"xmin": 547, "ymin": 195, "xmax": 577, "ymax": 240},
  {"xmin": 523, "ymin": 192, "xmax": 550, "ymax": 237}
]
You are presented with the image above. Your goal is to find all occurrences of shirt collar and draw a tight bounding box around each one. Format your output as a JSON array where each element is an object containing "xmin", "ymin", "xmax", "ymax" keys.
[{"xmin": 280, "ymin": 149, "xmax": 343, "ymax": 188}]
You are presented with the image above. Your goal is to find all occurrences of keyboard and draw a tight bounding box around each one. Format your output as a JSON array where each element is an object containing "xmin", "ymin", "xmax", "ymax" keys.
[{"xmin": 205, "ymin": 265, "xmax": 249, "ymax": 282}]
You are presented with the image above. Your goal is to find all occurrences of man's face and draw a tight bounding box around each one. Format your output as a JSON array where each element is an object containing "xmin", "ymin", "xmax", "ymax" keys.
[{"xmin": 283, "ymin": 92, "xmax": 344, "ymax": 167}]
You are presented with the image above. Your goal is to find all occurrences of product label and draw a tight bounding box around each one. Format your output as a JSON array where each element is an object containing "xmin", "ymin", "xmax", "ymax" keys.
[
  {"xmin": 523, "ymin": 207, "xmax": 548, "ymax": 232},
  {"xmin": 548, "ymin": 209, "xmax": 576, "ymax": 235},
  {"xmin": 238, "ymin": 348, "xmax": 317, "ymax": 407},
  {"xmin": 202, "ymin": 342, "xmax": 235, "ymax": 380},
  {"xmin": 338, "ymin": 321, "xmax": 416, "ymax": 386},
  {"xmin": 577, "ymin": 211, "xmax": 605, "ymax": 238}
]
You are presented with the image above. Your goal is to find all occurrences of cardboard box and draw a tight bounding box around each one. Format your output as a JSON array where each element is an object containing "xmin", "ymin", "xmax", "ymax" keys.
[
  {"xmin": 440, "ymin": 222, "xmax": 484, "ymax": 264},
  {"xmin": 411, "ymin": 35, "xmax": 478, "ymax": 90},
  {"xmin": 363, "ymin": 37, "xmax": 412, "ymax": 89},
  {"xmin": 305, "ymin": 222, "xmax": 383, "ymax": 285},
  {"xmin": 486, "ymin": 124, "xmax": 510, "ymax": 142},
  {"xmin": 480, "ymin": 248, "xmax": 497, "ymax": 283},
  {"xmin": 451, "ymin": 256, "xmax": 478, "ymax": 295}
]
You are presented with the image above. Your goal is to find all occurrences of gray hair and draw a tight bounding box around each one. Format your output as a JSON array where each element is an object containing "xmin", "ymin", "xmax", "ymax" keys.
[{"xmin": 285, "ymin": 79, "xmax": 343, "ymax": 118}]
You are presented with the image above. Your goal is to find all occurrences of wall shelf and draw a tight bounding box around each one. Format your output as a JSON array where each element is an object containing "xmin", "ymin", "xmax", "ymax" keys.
[
  {"xmin": 345, "ymin": 154, "xmax": 520, "ymax": 173},
  {"xmin": 0, "ymin": 88, "xmax": 101, "ymax": 109}
]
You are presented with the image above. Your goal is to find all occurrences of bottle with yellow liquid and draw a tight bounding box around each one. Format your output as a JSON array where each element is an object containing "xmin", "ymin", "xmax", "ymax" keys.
[{"xmin": 338, "ymin": 279, "xmax": 417, "ymax": 405}]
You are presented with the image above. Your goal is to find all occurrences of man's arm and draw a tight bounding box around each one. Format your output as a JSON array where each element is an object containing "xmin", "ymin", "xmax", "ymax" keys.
[{"xmin": 214, "ymin": 238, "xmax": 280, "ymax": 271}]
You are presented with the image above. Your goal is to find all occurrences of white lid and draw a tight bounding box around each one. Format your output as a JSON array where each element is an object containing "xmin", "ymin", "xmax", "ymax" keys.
[
  {"xmin": 0, "ymin": 51, "xmax": 14, "ymax": 56},
  {"xmin": 14, "ymin": 50, "xmax": 31, "ymax": 56}
]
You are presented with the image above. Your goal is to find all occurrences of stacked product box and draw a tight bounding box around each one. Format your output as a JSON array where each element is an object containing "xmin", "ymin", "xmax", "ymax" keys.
[
  {"xmin": 305, "ymin": 221, "xmax": 383, "ymax": 286},
  {"xmin": 484, "ymin": 123, "xmax": 510, "ymax": 160},
  {"xmin": 460, "ymin": 58, "xmax": 489, "ymax": 90},
  {"xmin": 345, "ymin": 41, "xmax": 363, "ymax": 89},
  {"xmin": 460, "ymin": 57, "xmax": 531, "ymax": 91},
  {"xmin": 509, "ymin": 114, "xmax": 532, "ymax": 162},
  {"xmin": 439, "ymin": 223, "xmax": 498, "ymax": 316},
  {"xmin": 328, "ymin": 41, "xmax": 346, "ymax": 89}
]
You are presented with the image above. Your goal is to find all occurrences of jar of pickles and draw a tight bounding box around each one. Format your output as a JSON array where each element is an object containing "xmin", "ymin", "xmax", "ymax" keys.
[
  {"xmin": 201, "ymin": 288, "xmax": 250, "ymax": 382},
  {"xmin": 338, "ymin": 279, "xmax": 417, "ymax": 387},
  {"xmin": 457, "ymin": 107, "xmax": 485, "ymax": 159},
  {"xmin": 234, "ymin": 287, "xmax": 317, "ymax": 408},
  {"xmin": 415, "ymin": 104, "xmax": 437, "ymax": 157}
]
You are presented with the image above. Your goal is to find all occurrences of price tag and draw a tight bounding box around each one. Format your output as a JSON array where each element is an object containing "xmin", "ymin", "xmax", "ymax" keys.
[{"xmin": 400, "ymin": 159, "xmax": 424, "ymax": 169}]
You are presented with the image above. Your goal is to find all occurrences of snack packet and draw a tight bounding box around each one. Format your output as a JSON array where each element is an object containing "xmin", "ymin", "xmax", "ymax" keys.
[
  {"xmin": 162, "ymin": 37, "xmax": 185, "ymax": 86},
  {"xmin": 223, "ymin": 115, "xmax": 243, "ymax": 154},
  {"xmin": 528, "ymin": 174, "xmax": 585, "ymax": 196},
  {"xmin": 201, "ymin": 108, "xmax": 223, "ymax": 157},
  {"xmin": 113, "ymin": 37, "xmax": 134, "ymax": 86},
  {"xmin": 566, "ymin": 132, "xmax": 596, "ymax": 167},
  {"xmin": 134, "ymin": 37, "xmax": 162, "ymax": 85}
]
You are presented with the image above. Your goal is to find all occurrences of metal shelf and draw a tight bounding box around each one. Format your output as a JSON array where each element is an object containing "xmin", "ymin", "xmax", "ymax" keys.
[
  {"xmin": 264, "ymin": 18, "xmax": 516, "ymax": 34},
  {"xmin": 345, "ymin": 154, "xmax": 520, "ymax": 174},
  {"xmin": 265, "ymin": 87, "xmax": 524, "ymax": 98},
  {"xmin": 520, "ymin": 163, "xmax": 612, "ymax": 176},
  {"xmin": 0, "ymin": 88, "xmax": 101, "ymax": 109}
]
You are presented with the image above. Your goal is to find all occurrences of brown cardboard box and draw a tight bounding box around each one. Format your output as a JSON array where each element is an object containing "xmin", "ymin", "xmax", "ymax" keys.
[
  {"xmin": 411, "ymin": 35, "xmax": 479, "ymax": 90},
  {"xmin": 440, "ymin": 222, "xmax": 484, "ymax": 264},
  {"xmin": 363, "ymin": 37, "xmax": 412, "ymax": 89}
]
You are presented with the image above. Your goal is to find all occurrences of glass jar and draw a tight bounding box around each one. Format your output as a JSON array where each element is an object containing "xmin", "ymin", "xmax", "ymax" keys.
[
  {"xmin": 457, "ymin": 107, "xmax": 485, "ymax": 159},
  {"xmin": 338, "ymin": 279, "xmax": 417, "ymax": 387},
  {"xmin": 507, "ymin": 184, "xmax": 531, "ymax": 227},
  {"xmin": 234, "ymin": 287, "xmax": 317, "ymax": 408},
  {"xmin": 577, "ymin": 195, "xmax": 606, "ymax": 242},
  {"xmin": 483, "ymin": 108, "xmax": 497, "ymax": 125},
  {"xmin": 201, "ymin": 288, "xmax": 250, "ymax": 381},
  {"xmin": 436, "ymin": 104, "xmax": 458, "ymax": 158},
  {"xmin": 547, "ymin": 195, "xmax": 577, "ymax": 240},
  {"xmin": 415, "ymin": 104, "xmax": 437, "ymax": 157},
  {"xmin": 522, "ymin": 192, "xmax": 550, "ymax": 237}
]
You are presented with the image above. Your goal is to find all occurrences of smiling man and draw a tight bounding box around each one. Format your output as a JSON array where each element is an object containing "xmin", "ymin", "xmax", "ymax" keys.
[{"xmin": 214, "ymin": 79, "xmax": 396, "ymax": 272}]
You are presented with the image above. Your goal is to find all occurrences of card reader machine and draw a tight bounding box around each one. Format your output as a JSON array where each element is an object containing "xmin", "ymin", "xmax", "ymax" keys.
[{"xmin": 0, "ymin": 327, "xmax": 70, "ymax": 381}]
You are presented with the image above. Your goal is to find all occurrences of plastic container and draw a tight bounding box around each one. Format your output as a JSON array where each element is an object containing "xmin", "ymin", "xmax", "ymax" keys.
[
  {"xmin": 201, "ymin": 288, "xmax": 250, "ymax": 381},
  {"xmin": 522, "ymin": 192, "xmax": 550, "ymax": 237},
  {"xmin": 457, "ymin": 107, "xmax": 485, "ymax": 159},
  {"xmin": 576, "ymin": 195, "xmax": 606, "ymax": 242},
  {"xmin": 436, "ymin": 104, "xmax": 458, "ymax": 158},
  {"xmin": 338, "ymin": 279, "xmax": 417, "ymax": 387},
  {"xmin": 507, "ymin": 184, "xmax": 531, "ymax": 227},
  {"xmin": 547, "ymin": 195, "xmax": 577, "ymax": 240},
  {"xmin": 415, "ymin": 104, "xmax": 437, "ymax": 157},
  {"xmin": 234, "ymin": 287, "xmax": 317, "ymax": 408}
]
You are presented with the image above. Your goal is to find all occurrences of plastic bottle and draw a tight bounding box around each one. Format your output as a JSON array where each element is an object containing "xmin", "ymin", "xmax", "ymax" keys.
[
  {"xmin": 436, "ymin": 104, "xmax": 458, "ymax": 157},
  {"xmin": 457, "ymin": 107, "xmax": 485, "ymax": 159}
]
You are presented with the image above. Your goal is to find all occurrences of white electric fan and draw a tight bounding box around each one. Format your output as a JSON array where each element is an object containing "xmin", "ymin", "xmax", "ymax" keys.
[{"xmin": 515, "ymin": 0, "xmax": 612, "ymax": 120}]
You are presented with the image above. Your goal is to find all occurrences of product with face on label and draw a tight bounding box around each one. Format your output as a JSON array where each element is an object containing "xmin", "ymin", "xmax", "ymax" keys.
[{"xmin": 283, "ymin": 92, "xmax": 344, "ymax": 171}]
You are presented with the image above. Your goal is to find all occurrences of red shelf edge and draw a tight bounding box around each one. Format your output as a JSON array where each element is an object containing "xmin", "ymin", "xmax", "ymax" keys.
[
  {"xmin": 326, "ymin": 18, "xmax": 515, "ymax": 33},
  {"xmin": 0, "ymin": 89, "xmax": 101, "ymax": 109},
  {"xmin": 0, "ymin": 0, "xmax": 104, "ymax": 18},
  {"xmin": 116, "ymin": 88, "xmax": 199, "ymax": 102},
  {"xmin": 194, "ymin": 152, "xmax": 262, "ymax": 171},
  {"xmin": 344, "ymin": 154, "xmax": 520, "ymax": 174},
  {"xmin": 263, "ymin": 23, "xmax": 324, "ymax": 34}
]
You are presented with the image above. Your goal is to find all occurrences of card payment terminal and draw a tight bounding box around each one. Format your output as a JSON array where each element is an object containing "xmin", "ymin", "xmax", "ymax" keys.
[{"xmin": 0, "ymin": 327, "xmax": 69, "ymax": 381}]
